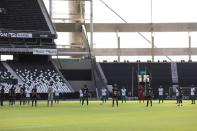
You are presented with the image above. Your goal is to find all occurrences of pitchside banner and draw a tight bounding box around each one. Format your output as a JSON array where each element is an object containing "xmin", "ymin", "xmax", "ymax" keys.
[{"xmin": 33, "ymin": 48, "xmax": 57, "ymax": 55}]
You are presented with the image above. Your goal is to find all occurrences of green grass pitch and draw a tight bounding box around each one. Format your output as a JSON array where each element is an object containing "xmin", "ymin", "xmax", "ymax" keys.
[{"xmin": 0, "ymin": 100, "xmax": 197, "ymax": 131}]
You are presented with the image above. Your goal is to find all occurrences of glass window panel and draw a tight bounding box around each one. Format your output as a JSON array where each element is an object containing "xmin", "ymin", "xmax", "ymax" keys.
[
  {"xmin": 84, "ymin": 1, "xmax": 90, "ymax": 23},
  {"xmin": 190, "ymin": 32, "xmax": 197, "ymax": 47},
  {"xmin": 119, "ymin": 33, "xmax": 151, "ymax": 48},
  {"xmin": 152, "ymin": 0, "xmax": 197, "ymax": 22},
  {"xmin": 50, "ymin": 0, "xmax": 197, "ymax": 23},
  {"xmin": 92, "ymin": 0, "xmax": 150, "ymax": 23},
  {"xmin": 52, "ymin": 1, "xmax": 69, "ymax": 19},
  {"xmin": 93, "ymin": 33, "xmax": 117, "ymax": 48},
  {"xmin": 55, "ymin": 32, "xmax": 70, "ymax": 48},
  {"xmin": 154, "ymin": 32, "xmax": 188, "ymax": 48},
  {"xmin": 191, "ymin": 56, "xmax": 197, "ymax": 62}
]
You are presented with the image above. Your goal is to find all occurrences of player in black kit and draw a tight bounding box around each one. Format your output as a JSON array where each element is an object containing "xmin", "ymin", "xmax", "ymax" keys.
[
  {"xmin": 177, "ymin": 87, "xmax": 183, "ymax": 106},
  {"xmin": 32, "ymin": 87, "xmax": 37, "ymax": 107},
  {"xmin": 0, "ymin": 85, "xmax": 5, "ymax": 106},
  {"xmin": 82, "ymin": 84, "xmax": 89, "ymax": 106},
  {"xmin": 20, "ymin": 84, "xmax": 26, "ymax": 106},
  {"xmin": 112, "ymin": 84, "xmax": 119, "ymax": 107},
  {"xmin": 147, "ymin": 86, "xmax": 153, "ymax": 107},
  {"xmin": 9, "ymin": 86, "xmax": 15, "ymax": 106}
]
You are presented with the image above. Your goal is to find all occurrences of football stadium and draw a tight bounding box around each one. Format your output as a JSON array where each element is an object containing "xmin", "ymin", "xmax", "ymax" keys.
[{"xmin": 0, "ymin": 0, "xmax": 197, "ymax": 131}]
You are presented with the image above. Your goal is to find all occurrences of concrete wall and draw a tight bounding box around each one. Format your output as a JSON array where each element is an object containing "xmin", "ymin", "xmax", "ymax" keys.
[
  {"xmin": 52, "ymin": 59, "xmax": 91, "ymax": 70},
  {"xmin": 52, "ymin": 59, "xmax": 95, "ymax": 92},
  {"xmin": 69, "ymin": 81, "xmax": 95, "ymax": 92}
]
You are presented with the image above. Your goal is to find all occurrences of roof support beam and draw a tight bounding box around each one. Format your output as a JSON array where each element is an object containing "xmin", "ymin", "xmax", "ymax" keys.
[
  {"xmin": 92, "ymin": 48, "xmax": 197, "ymax": 56},
  {"xmin": 54, "ymin": 23, "xmax": 197, "ymax": 32}
]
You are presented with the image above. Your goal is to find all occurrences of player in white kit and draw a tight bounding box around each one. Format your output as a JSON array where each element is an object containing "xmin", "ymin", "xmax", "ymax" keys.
[
  {"xmin": 101, "ymin": 87, "xmax": 107, "ymax": 103},
  {"xmin": 191, "ymin": 85, "xmax": 195, "ymax": 104},
  {"xmin": 176, "ymin": 87, "xmax": 179, "ymax": 104},
  {"xmin": 121, "ymin": 87, "xmax": 127, "ymax": 103},
  {"xmin": 79, "ymin": 88, "xmax": 83, "ymax": 103},
  {"xmin": 54, "ymin": 87, "xmax": 60, "ymax": 104},
  {"xmin": 158, "ymin": 85, "xmax": 164, "ymax": 104},
  {"xmin": 26, "ymin": 87, "xmax": 31, "ymax": 104}
]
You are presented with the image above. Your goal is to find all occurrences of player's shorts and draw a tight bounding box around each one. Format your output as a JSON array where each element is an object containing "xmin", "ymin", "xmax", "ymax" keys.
[
  {"xmin": 159, "ymin": 95, "xmax": 163, "ymax": 99},
  {"xmin": 191, "ymin": 95, "xmax": 195, "ymax": 100},
  {"xmin": 48, "ymin": 93, "xmax": 53, "ymax": 100}
]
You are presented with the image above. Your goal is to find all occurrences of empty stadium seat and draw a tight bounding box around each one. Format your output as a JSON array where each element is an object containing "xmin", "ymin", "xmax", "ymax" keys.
[
  {"xmin": 0, "ymin": 0, "xmax": 49, "ymax": 31},
  {"xmin": 6, "ymin": 61, "xmax": 72, "ymax": 93},
  {"xmin": 0, "ymin": 0, "xmax": 56, "ymax": 49}
]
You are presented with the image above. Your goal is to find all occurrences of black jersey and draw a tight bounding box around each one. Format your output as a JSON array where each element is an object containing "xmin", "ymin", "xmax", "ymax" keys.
[
  {"xmin": 0, "ymin": 88, "xmax": 5, "ymax": 97},
  {"xmin": 178, "ymin": 88, "xmax": 183, "ymax": 97},
  {"xmin": 112, "ymin": 87, "xmax": 119, "ymax": 97},
  {"xmin": 20, "ymin": 87, "xmax": 25, "ymax": 95},
  {"xmin": 21, "ymin": 86, "xmax": 26, "ymax": 95},
  {"xmin": 147, "ymin": 88, "xmax": 153, "ymax": 97},
  {"xmin": 83, "ymin": 87, "xmax": 89, "ymax": 97},
  {"xmin": 32, "ymin": 88, "xmax": 37, "ymax": 98},
  {"xmin": 9, "ymin": 88, "xmax": 15, "ymax": 97}
]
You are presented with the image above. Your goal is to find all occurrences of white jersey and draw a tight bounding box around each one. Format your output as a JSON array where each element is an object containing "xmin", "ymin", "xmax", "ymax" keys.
[
  {"xmin": 176, "ymin": 89, "xmax": 179, "ymax": 96},
  {"xmin": 79, "ymin": 89, "xmax": 83, "ymax": 97},
  {"xmin": 48, "ymin": 87, "xmax": 53, "ymax": 99},
  {"xmin": 26, "ymin": 89, "xmax": 30, "ymax": 98},
  {"xmin": 158, "ymin": 88, "xmax": 164, "ymax": 96},
  {"xmin": 101, "ymin": 88, "xmax": 107, "ymax": 96},
  {"xmin": 191, "ymin": 87, "xmax": 195, "ymax": 96},
  {"xmin": 48, "ymin": 87, "xmax": 53, "ymax": 94},
  {"xmin": 55, "ymin": 88, "xmax": 60, "ymax": 96},
  {"xmin": 121, "ymin": 88, "xmax": 127, "ymax": 96}
]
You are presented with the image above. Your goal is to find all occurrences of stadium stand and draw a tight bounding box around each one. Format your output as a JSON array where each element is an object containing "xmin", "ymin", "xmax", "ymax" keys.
[
  {"xmin": 0, "ymin": 62, "xmax": 14, "ymax": 83},
  {"xmin": 100, "ymin": 62, "xmax": 197, "ymax": 97},
  {"xmin": 0, "ymin": 0, "xmax": 49, "ymax": 31},
  {"xmin": 177, "ymin": 63, "xmax": 197, "ymax": 87},
  {"xmin": 0, "ymin": 0, "xmax": 74, "ymax": 96},
  {"xmin": 100, "ymin": 63, "xmax": 136, "ymax": 95},
  {"xmin": 0, "ymin": 0, "xmax": 57, "ymax": 49},
  {"xmin": 149, "ymin": 63, "xmax": 172, "ymax": 96},
  {"xmin": 6, "ymin": 61, "xmax": 72, "ymax": 93}
]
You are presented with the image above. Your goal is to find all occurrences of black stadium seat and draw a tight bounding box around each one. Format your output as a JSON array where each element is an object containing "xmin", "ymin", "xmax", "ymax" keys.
[
  {"xmin": 0, "ymin": 0, "xmax": 57, "ymax": 49},
  {"xmin": 6, "ymin": 61, "xmax": 72, "ymax": 93},
  {"xmin": 0, "ymin": 0, "xmax": 49, "ymax": 31}
]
